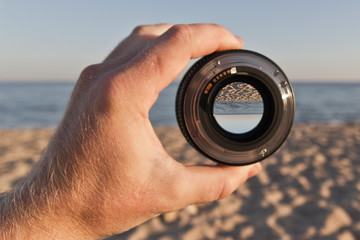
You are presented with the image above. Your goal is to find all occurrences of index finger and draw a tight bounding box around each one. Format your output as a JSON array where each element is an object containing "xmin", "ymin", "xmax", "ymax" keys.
[{"xmin": 117, "ymin": 24, "xmax": 244, "ymax": 94}]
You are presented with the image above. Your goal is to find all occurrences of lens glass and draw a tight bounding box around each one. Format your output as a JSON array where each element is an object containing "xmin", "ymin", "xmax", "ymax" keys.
[{"xmin": 213, "ymin": 82, "xmax": 264, "ymax": 134}]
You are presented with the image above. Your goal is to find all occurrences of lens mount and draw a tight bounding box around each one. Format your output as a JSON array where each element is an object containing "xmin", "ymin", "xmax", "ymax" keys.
[{"xmin": 176, "ymin": 50, "xmax": 295, "ymax": 165}]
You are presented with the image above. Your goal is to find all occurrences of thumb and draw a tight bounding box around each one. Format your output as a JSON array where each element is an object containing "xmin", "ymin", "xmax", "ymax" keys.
[{"xmin": 174, "ymin": 163, "xmax": 262, "ymax": 207}]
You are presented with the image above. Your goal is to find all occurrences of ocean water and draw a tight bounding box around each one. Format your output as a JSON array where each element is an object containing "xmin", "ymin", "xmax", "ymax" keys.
[
  {"xmin": 0, "ymin": 81, "xmax": 360, "ymax": 128},
  {"xmin": 0, "ymin": 82, "xmax": 73, "ymax": 128},
  {"xmin": 213, "ymin": 101, "xmax": 264, "ymax": 115}
]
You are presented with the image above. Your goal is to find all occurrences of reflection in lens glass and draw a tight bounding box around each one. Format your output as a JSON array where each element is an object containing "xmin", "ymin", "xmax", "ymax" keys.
[{"xmin": 213, "ymin": 82, "xmax": 264, "ymax": 134}]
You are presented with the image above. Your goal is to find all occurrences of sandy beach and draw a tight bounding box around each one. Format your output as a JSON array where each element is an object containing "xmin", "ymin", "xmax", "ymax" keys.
[{"xmin": 1, "ymin": 124, "xmax": 359, "ymax": 239}]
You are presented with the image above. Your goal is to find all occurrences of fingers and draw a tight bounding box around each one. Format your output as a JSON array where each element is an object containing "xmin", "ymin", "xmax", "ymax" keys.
[
  {"xmin": 117, "ymin": 24, "xmax": 244, "ymax": 94},
  {"xmin": 173, "ymin": 163, "xmax": 261, "ymax": 208},
  {"xmin": 78, "ymin": 24, "xmax": 243, "ymax": 115}
]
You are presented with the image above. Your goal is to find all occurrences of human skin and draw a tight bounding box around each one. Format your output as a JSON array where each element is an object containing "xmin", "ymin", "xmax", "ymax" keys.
[{"xmin": 0, "ymin": 24, "xmax": 262, "ymax": 239}]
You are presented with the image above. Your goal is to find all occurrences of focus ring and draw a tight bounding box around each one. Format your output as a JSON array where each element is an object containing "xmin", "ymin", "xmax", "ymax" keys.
[
  {"xmin": 175, "ymin": 49, "xmax": 295, "ymax": 165},
  {"xmin": 175, "ymin": 51, "xmax": 226, "ymax": 156}
]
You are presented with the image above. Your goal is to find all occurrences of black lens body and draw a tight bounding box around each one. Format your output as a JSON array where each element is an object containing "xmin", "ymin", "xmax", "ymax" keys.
[{"xmin": 176, "ymin": 50, "xmax": 295, "ymax": 165}]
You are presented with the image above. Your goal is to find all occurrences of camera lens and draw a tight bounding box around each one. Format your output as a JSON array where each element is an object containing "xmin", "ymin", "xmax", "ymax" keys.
[{"xmin": 176, "ymin": 50, "xmax": 295, "ymax": 165}]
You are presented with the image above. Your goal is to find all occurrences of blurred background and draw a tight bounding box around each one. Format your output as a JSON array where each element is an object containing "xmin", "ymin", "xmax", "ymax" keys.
[
  {"xmin": 1, "ymin": 1, "xmax": 360, "ymax": 240},
  {"xmin": 0, "ymin": 0, "xmax": 359, "ymax": 128}
]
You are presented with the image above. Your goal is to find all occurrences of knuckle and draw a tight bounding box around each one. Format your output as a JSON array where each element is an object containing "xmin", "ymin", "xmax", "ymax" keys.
[
  {"xmin": 132, "ymin": 24, "xmax": 150, "ymax": 35},
  {"xmin": 209, "ymin": 23, "xmax": 222, "ymax": 29},
  {"xmin": 209, "ymin": 23, "xmax": 226, "ymax": 32},
  {"xmin": 217, "ymin": 178, "xmax": 236, "ymax": 199},
  {"xmin": 80, "ymin": 64, "xmax": 102, "ymax": 81},
  {"xmin": 132, "ymin": 24, "xmax": 173, "ymax": 36},
  {"xmin": 211, "ymin": 169, "xmax": 239, "ymax": 201},
  {"xmin": 202, "ymin": 182, "xmax": 230, "ymax": 203},
  {"xmin": 166, "ymin": 24, "xmax": 191, "ymax": 43}
]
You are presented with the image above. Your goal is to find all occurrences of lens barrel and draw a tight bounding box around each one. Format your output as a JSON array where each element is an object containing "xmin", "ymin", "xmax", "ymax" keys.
[{"xmin": 176, "ymin": 50, "xmax": 295, "ymax": 165}]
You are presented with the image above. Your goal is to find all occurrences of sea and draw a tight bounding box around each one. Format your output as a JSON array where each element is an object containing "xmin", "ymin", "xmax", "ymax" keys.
[{"xmin": 0, "ymin": 81, "xmax": 360, "ymax": 128}]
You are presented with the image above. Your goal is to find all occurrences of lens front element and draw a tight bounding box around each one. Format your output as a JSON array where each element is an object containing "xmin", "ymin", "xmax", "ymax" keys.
[{"xmin": 213, "ymin": 82, "xmax": 264, "ymax": 134}]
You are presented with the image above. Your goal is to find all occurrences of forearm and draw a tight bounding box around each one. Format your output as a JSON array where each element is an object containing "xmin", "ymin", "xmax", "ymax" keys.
[
  {"xmin": 0, "ymin": 193, "xmax": 90, "ymax": 240},
  {"xmin": 0, "ymin": 162, "xmax": 47, "ymax": 237},
  {"xmin": 0, "ymin": 144, "xmax": 95, "ymax": 239}
]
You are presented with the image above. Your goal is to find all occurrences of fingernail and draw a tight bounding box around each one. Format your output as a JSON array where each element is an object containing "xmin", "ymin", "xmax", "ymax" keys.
[
  {"xmin": 247, "ymin": 162, "xmax": 262, "ymax": 179},
  {"xmin": 235, "ymin": 36, "xmax": 244, "ymax": 47}
]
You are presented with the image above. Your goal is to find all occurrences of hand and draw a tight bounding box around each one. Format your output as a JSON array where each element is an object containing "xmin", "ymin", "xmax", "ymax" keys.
[{"xmin": 1, "ymin": 24, "xmax": 261, "ymax": 239}]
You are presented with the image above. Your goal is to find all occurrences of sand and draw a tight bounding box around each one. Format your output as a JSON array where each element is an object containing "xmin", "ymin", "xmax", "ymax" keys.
[{"xmin": 1, "ymin": 124, "xmax": 360, "ymax": 239}]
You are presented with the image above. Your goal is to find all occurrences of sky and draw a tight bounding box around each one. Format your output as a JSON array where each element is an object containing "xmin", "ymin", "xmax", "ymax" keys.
[{"xmin": 0, "ymin": 0, "xmax": 359, "ymax": 82}]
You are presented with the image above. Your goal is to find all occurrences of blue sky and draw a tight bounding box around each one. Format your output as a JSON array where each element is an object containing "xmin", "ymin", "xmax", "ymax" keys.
[{"xmin": 0, "ymin": 0, "xmax": 359, "ymax": 82}]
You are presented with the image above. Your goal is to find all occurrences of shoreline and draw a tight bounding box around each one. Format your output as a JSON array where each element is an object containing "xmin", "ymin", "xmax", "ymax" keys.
[
  {"xmin": 1, "ymin": 121, "xmax": 359, "ymax": 130},
  {"xmin": 1, "ymin": 123, "xmax": 360, "ymax": 239}
]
